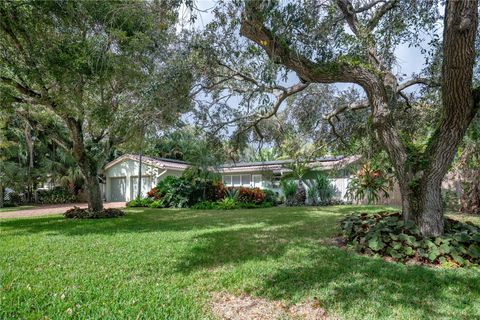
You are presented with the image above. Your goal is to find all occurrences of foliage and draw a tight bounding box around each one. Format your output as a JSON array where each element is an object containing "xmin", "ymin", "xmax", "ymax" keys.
[
  {"xmin": 305, "ymin": 171, "xmax": 335, "ymax": 205},
  {"xmin": 262, "ymin": 189, "xmax": 278, "ymax": 206},
  {"xmin": 280, "ymin": 179, "xmax": 297, "ymax": 206},
  {"xmin": 0, "ymin": 0, "xmax": 192, "ymax": 211},
  {"xmin": 64, "ymin": 206, "xmax": 124, "ymax": 219},
  {"xmin": 340, "ymin": 212, "xmax": 480, "ymax": 267},
  {"xmin": 346, "ymin": 163, "xmax": 393, "ymax": 204},
  {"xmin": 5, "ymin": 192, "xmax": 23, "ymax": 206},
  {"xmin": 126, "ymin": 197, "xmax": 154, "ymax": 208},
  {"xmin": 235, "ymin": 187, "xmax": 265, "ymax": 204},
  {"xmin": 224, "ymin": 188, "xmax": 240, "ymax": 201},
  {"xmin": 37, "ymin": 187, "xmax": 76, "ymax": 204},
  {"xmin": 191, "ymin": 200, "xmax": 218, "ymax": 210},
  {"xmin": 216, "ymin": 198, "xmax": 238, "ymax": 210}
]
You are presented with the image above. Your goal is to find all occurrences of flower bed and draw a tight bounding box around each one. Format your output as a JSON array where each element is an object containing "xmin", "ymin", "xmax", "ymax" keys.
[{"xmin": 339, "ymin": 212, "xmax": 480, "ymax": 268}]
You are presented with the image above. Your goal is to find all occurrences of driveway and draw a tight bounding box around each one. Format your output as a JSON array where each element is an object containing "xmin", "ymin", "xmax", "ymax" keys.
[{"xmin": 0, "ymin": 202, "xmax": 126, "ymax": 219}]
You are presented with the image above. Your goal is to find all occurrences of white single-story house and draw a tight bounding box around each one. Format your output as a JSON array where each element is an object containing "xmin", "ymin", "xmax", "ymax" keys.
[{"xmin": 102, "ymin": 154, "xmax": 360, "ymax": 202}]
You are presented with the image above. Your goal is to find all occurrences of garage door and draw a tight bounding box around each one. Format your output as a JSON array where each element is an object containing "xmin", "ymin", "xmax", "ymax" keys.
[
  {"xmin": 131, "ymin": 176, "xmax": 152, "ymax": 199},
  {"xmin": 110, "ymin": 177, "xmax": 126, "ymax": 202}
]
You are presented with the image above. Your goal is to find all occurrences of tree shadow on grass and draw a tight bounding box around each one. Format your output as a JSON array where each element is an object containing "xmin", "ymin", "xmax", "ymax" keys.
[
  {"xmin": 171, "ymin": 212, "xmax": 479, "ymax": 319},
  {"xmin": 0, "ymin": 207, "xmax": 337, "ymax": 237},
  {"xmin": 254, "ymin": 250, "xmax": 480, "ymax": 319}
]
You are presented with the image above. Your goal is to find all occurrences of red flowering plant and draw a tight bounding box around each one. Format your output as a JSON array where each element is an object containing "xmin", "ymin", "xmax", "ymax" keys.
[
  {"xmin": 147, "ymin": 187, "xmax": 162, "ymax": 200},
  {"xmin": 234, "ymin": 187, "xmax": 265, "ymax": 203}
]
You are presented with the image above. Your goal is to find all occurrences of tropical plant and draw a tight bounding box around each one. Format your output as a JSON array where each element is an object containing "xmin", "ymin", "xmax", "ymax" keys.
[
  {"xmin": 225, "ymin": 188, "xmax": 240, "ymax": 201},
  {"xmin": 346, "ymin": 163, "xmax": 393, "ymax": 204},
  {"xmin": 216, "ymin": 197, "xmax": 237, "ymax": 210},
  {"xmin": 340, "ymin": 212, "xmax": 480, "ymax": 267},
  {"xmin": 280, "ymin": 179, "xmax": 297, "ymax": 206}
]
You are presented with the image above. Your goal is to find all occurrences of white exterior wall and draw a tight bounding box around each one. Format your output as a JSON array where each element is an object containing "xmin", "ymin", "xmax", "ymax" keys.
[
  {"xmin": 105, "ymin": 159, "xmax": 183, "ymax": 202},
  {"xmin": 331, "ymin": 177, "xmax": 351, "ymax": 200}
]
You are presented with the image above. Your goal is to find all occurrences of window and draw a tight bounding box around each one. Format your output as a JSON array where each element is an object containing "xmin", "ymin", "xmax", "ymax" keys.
[
  {"xmin": 223, "ymin": 175, "xmax": 232, "ymax": 186},
  {"xmin": 252, "ymin": 174, "xmax": 262, "ymax": 188},
  {"xmin": 241, "ymin": 175, "xmax": 251, "ymax": 186},
  {"xmin": 232, "ymin": 175, "xmax": 241, "ymax": 186}
]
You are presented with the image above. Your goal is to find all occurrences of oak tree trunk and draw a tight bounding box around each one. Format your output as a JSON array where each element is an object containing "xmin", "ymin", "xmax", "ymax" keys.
[
  {"xmin": 84, "ymin": 169, "xmax": 103, "ymax": 212},
  {"xmin": 65, "ymin": 117, "xmax": 104, "ymax": 212}
]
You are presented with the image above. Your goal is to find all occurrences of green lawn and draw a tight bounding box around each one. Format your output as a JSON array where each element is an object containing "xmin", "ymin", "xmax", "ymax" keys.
[
  {"xmin": 1, "ymin": 206, "xmax": 479, "ymax": 319},
  {"xmin": 0, "ymin": 205, "xmax": 35, "ymax": 213}
]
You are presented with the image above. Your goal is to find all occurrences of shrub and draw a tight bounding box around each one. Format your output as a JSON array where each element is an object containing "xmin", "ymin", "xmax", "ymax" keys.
[
  {"xmin": 126, "ymin": 197, "xmax": 153, "ymax": 207},
  {"xmin": 6, "ymin": 191, "xmax": 23, "ymax": 206},
  {"xmin": 280, "ymin": 179, "xmax": 297, "ymax": 206},
  {"xmin": 147, "ymin": 187, "xmax": 160, "ymax": 199},
  {"xmin": 191, "ymin": 201, "xmax": 218, "ymax": 210},
  {"xmin": 64, "ymin": 207, "xmax": 124, "ymax": 219},
  {"xmin": 225, "ymin": 188, "xmax": 240, "ymax": 200},
  {"xmin": 149, "ymin": 200, "xmax": 163, "ymax": 208},
  {"xmin": 263, "ymin": 189, "xmax": 278, "ymax": 205},
  {"xmin": 235, "ymin": 187, "xmax": 265, "ymax": 203},
  {"xmin": 339, "ymin": 212, "xmax": 480, "ymax": 267},
  {"xmin": 216, "ymin": 198, "xmax": 238, "ymax": 210},
  {"xmin": 37, "ymin": 187, "xmax": 76, "ymax": 204}
]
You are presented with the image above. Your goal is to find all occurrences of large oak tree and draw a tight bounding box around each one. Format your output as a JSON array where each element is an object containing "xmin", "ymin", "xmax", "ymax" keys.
[{"xmin": 193, "ymin": 0, "xmax": 479, "ymax": 236}]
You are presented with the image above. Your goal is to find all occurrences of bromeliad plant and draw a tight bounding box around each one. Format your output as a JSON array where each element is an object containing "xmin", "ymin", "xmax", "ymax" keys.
[
  {"xmin": 339, "ymin": 212, "xmax": 480, "ymax": 267},
  {"xmin": 346, "ymin": 163, "xmax": 393, "ymax": 204}
]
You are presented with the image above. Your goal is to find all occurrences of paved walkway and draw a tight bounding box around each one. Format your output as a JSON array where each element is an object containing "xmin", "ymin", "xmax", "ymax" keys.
[{"xmin": 0, "ymin": 202, "xmax": 125, "ymax": 219}]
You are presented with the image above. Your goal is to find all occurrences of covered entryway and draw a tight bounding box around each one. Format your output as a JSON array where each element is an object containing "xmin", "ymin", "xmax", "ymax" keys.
[{"xmin": 110, "ymin": 177, "xmax": 126, "ymax": 202}]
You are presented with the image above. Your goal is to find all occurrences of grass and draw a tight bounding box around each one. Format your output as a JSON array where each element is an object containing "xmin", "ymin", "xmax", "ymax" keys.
[
  {"xmin": 0, "ymin": 205, "xmax": 35, "ymax": 213},
  {"xmin": 1, "ymin": 205, "xmax": 479, "ymax": 319}
]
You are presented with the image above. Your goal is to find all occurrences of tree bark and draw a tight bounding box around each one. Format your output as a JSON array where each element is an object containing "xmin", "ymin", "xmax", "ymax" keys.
[
  {"xmin": 84, "ymin": 169, "xmax": 103, "ymax": 212},
  {"xmin": 65, "ymin": 117, "xmax": 104, "ymax": 212},
  {"xmin": 414, "ymin": 0, "xmax": 478, "ymax": 236}
]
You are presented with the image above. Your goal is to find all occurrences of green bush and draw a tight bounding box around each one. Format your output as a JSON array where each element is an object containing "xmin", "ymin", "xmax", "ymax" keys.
[
  {"xmin": 339, "ymin": 212, "xmax": 480, "ymax": 267},
  {"xmin": 126, "ymin": 197, "xmax": 153, "ymax": 207},
  {"xmin": 37, "ymin": 187, "xmax": 76, "ymax": 204},
  {"xmin": 191, "ymin": 201, "xmax": 218, "ymax": 210},
  {"xmin": 262, "ymin": 189, "xmax": 278, "ymax": 205},
  {"xmin": 280, "ymin": 179, "xmax": 297, "ymax": 206},
  {"xmin": 216, "ymin": 197, "xmax": 237, "ymax": 210},
  {"xmin": 6, "ymin": 191, "xmax": 23, "ymax": 206},
  {"xmin": 64, "ymin": 206, "xmax": 125, "ymax": 219},
  {"xmin": 149, "ymin": 200, "xmax": 163, "ymax": 208}
]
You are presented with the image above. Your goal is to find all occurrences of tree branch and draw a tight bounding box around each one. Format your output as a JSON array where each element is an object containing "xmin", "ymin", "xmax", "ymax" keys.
[
  {"xmin": 240, "ymin": 2, "xmax": 375, "ymax": 87},
  {"xmin": 322, "ymin": 99, "xmax": 370, "ymax": 121},
  {"xmin": 0, "ymin": 76, "xmax": 42, "ymax": 100},
  {"xmin": 397, "ymin": 78, "xmax": 434, "ymax": 92},
  {"xmin": 211, "ymin": 82, "xmax": 309, "ymax": 134},
  {"xmin": 366, "ymin": 0, "xmax": 399, "ymax": 31}
]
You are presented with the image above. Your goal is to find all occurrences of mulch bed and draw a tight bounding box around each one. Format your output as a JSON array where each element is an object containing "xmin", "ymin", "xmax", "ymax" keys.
[{"xmin": 211, "ymin": 292, "xmax": 336, "ymax": 320}]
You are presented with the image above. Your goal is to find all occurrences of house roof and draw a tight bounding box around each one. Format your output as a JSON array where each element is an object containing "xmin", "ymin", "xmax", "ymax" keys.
[
  {"xmin": 104, "ymin": 154, "xmax": 189, "ymax": 171},
  {"xmin": 104, "ymin": 154, "xmax": 360, "ymax": 174},
  {"xmin": 217, "ymin": 155, "xmax": 360, "ymax": 174}
]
